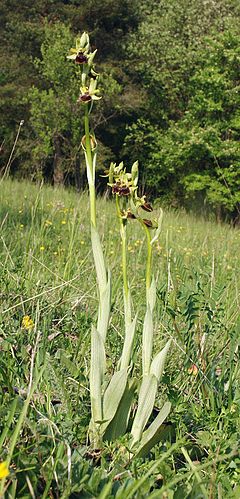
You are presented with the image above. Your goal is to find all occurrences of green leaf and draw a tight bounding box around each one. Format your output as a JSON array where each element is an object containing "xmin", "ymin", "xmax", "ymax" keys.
[
  {"xmin": 131, "ymin": 374, "xmax": 158, "ymax": 446},
  {"xmin": 97, "ymin": 270, "xmax": 111, "ymax": 343},
  {"xmin": 90, "ymin": 326, "xmax": 106, "ymax": 423},
  {"xmin": 150, "ymin": 340, "xmax": 171, "ymax": 382},
  {"xmin": 101, "ymin": 368, "xmax": 128, "ymax": 436},
  {"xmin": 134, "ymin": 401, "xmax": 171, "ymax": 458},
  {"xmin": 91, "ymin": 225, "xmax": 107, "ymax": 295},
  {"xmin": 147, "ymin": 276, "xmax": 156, "ymax": 313},
  {"xmin": 142, "ymin": 306, "xmax": 153, "ymax": 376},
  {"xmin": 120, "ymin": 315, "xmax": 137, "ymax": 370},
  {"xmin": 103, "ymin": 379, "xmax": 137, "ymax": 441}
]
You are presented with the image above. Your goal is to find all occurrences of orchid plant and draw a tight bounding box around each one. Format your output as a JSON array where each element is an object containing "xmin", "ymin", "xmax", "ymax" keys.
[{"xmin": 67, "ymin": 33, "xmax": 171, "ymax": 457}]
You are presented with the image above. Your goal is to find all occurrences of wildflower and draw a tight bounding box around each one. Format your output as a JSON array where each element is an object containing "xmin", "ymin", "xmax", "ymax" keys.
[
  {"xmin": 112, "ymin": 183, "xmax": 130, "ymax": 196},
  {"xmin": 78, "ymin": 79, "xmax": 101, "ymax": 104},
  {"xmin": 67, "ymin": 33, "xmax": 90, "ymax": 62},
  {"xmin": 188, "ymin": 364, "xmax": 198, "ymax": 376},
  {"xmin": 0, "ymin": 461, "xmax": 9, "ymax": 479},
  {"xmin": 140, "ymin": 196, "xmax": 153, "ymax": 212},
  {"xmin": 61, "ymin": 220, "xmax": 66, "ymax": 225},
  {"xmin": 22, "ymin": 315, "xmax": 34, "ymax": 330},
  {"xmin": 40, "ymin": 246, "xmax": 45, "ymax": 251}
]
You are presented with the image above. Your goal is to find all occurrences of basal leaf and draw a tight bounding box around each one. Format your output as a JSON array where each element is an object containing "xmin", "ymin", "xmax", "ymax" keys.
[
  {"xmin": 90, "ymin": 326, "xmax": 106, "ymax": 424},
  {"xmin": 134, "ymin": 401, "xmax": 171, "ymax": 458},
  {"xmin": 150, "ymin": 340, "xmax": 171, "ymax": 382},
  {"xmin": 97, "ymin": 270, "xmax": 111, "ymax": 343},
  {"xmin": 131, "ymin": 374, "xmax": 158, "ymax": 446},
  {"xmin": 102, "ymin": 368, "xmax": 128, "ymax": 429},
  {"xmin": 120, "ymin": 315, "xmax": 137, "ymax": 370},
  {"xmin": 91, "ymin": 225, "xmax": 107, "ymax": 295},
  {"xmin": 103, "ymin": 379, "xmax": 137, "ymax": 441},
  {"xmin": 142, "ymin": 306, "xmax": 153, "ymax": 376}
]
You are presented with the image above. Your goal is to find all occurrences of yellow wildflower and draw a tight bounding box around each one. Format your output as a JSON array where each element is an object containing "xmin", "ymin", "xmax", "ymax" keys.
[
  {"xmin": 22, "ymin": 315, "xmax": 34, "ymax": 330},
  {"xmin": 40, "ymin": 246, "xmax": 45, "ymax": 251},
  {"xmin": 0, "ymin": 461, "xmax": 9, "ymax": 479}
]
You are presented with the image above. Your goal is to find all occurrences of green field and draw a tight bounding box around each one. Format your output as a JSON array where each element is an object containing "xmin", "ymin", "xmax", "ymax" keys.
[{"xmin": 0, "ymin": 179, "xmax": 239, "ymax": 498}]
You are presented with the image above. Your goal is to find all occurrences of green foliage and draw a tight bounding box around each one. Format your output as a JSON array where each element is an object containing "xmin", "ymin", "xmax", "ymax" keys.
[
  {"xmin": 124, "ymin": 2, "xmax": 240, "ymax": 219},
  {"xmin": 0, "ymin": 179, "xmax": 239, "ymax": 496}
]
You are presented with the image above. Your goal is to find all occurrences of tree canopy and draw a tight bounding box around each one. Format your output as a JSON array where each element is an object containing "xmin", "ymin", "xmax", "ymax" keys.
[{"xmin": 0, "ymin": 0, "xmax": 239, "ymax": 220}]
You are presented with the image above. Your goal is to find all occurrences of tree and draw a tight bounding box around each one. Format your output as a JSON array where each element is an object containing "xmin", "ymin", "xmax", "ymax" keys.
[{"xmin": 124, "ymin": 0, "xmax": 240, "ymax": 219}]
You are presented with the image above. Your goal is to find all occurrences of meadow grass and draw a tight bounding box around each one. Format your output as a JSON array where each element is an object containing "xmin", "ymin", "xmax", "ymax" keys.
[{"xmin": 0, "ymin": 178, "xmax": 239, "ymax": 498}]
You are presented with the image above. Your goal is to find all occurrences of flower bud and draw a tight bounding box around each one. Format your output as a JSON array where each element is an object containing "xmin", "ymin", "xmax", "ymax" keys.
[
  {"xmin": 88, "ymin": 49, "xmax": 97, "ymax": 67},
  {"xmin": 131, "ymin": 161, "xmax": 139, "ymax": 187},
  {"xmin": 80, "ymin": 32, "xmax": 89, "ymax": 49},
  {"xmin": 108, "ymin": 162, "xmax": 115, "ymax": 184}
]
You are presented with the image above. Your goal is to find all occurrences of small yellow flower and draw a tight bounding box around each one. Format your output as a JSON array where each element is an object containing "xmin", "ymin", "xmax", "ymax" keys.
[
  {"xmin": 22, "ymin": 315, "xmax": 34, "ymax": 330},
  {"xmin": 0, "ymin": 461, "xmax": 9, "ymax": 479},
  {"xmin": 61, "ymin": 220, "xmax": 67, "ymax": 225},
  {"xmin": 45, "ymin": 220, "xmax": 52, "ymax": 226},
  {"xmin": 40, "ymin": 246, "xmax": 45, "ymax": 251},
  {"xmin": 20, "ymin": 224, "xmax": 24, "ymax": 228}
]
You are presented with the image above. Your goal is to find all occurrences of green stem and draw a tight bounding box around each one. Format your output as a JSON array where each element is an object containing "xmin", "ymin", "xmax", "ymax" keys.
[
  {"xmin": 116, "ymin": 197, "xmax": 128, "ymax": 299},
  {"xmin": 121, "ymin": 223, "xmax": 128, "ymax": 300},
  {"xmin": 84, "ymin": 105, "xmax": 96, "ymax": 227}
]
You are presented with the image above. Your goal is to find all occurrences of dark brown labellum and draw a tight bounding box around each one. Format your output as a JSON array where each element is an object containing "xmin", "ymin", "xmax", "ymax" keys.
[
  {"xmin": 75, "ymin": 52, "xmax": 88, "ymax": 64},
  {"xmin": 79, "ymin": 93, "xmax": 92, "ymax": 102},
  {"xmin": 141, "ymin": 202, "xmax": 153, "ymax": 212},
  {"xmin": 112, "ymin": 184, "xmax": 120, "ymax": 194},
  {"xmin": 119, "ymin": 186, "xmax": 130, "ymax": 196},
  {"xmin": 127, "ymin": 211, "xmax": 136, "ymax": 219},
  {"xmin": 142, "ymin": 218, "xmax": 153, "ymax": 227}
]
